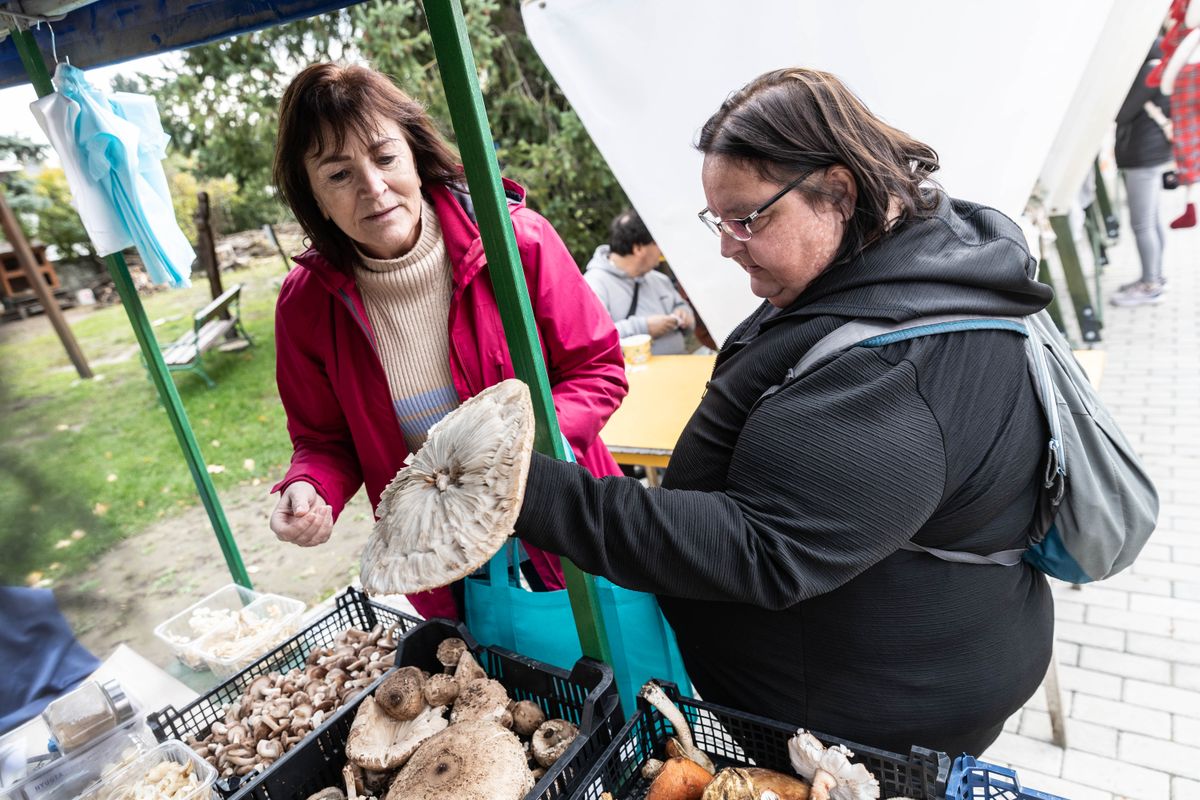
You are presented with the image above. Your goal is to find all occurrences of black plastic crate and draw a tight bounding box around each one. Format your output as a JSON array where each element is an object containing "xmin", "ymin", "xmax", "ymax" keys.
[
  {"xmin": 146, "ymin": 587, "xmax": 420, "ymax": 788},
  {"xmin": 570, "ymin": 681, "xmax": 951, "ymax": 800},
  {"xmin": 222, "ymin": 617, "xmax": 623, "ymax": 800}
]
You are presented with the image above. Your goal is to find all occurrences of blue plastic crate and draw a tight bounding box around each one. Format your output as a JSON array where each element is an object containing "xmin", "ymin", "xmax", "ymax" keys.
[{"xmin": 946, "ymin": 755, "xmax": 1068, "ymax": 800}]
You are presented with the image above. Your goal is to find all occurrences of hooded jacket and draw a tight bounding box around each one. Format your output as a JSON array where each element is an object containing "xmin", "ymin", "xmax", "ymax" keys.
[
  {"xmin": 583, "ymin": 245, "xmax": 691, "ymax": 354},
  {"xmin": 516, "ymin": 193, "xmax": 1055, "ymax": 756},
  {"xmin": 273, "ymin": 179, "xmax": 628, "ymax": 619},
  {"xmin": 1115, "ymin": 58, "xmax": 1172, "ymax": 169}
]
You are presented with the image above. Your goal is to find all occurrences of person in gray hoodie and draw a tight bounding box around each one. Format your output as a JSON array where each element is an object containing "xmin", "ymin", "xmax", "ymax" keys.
[{"xmin": 584, "ymin": 209, "xmax": 694, "ymax": 354}]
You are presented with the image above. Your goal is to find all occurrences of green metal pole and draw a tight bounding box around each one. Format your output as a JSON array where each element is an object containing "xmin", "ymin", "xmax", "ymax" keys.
[
  {"xmin": 12, "ymin": 28, "xmax": 252, "ymax": 589},
  {"xmin": 1049, "ymin": 214, "xmax": 1102, "ymax": 345},
  {"xmin": 422, "ymin": 0, "xmax": 611, "ymax": 664}
]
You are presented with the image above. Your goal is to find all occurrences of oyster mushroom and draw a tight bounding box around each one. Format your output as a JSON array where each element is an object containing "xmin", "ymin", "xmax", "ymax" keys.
[
  {"xmin": 530, "ymin": 719, "xmax": 578, "ymax": 768},
  {"xmin": 360, "ymin": 379, "xmax": 535, "ymax": 595},
  {"xmin": 787, "ymin": 731, "xmax": 878, "ymax": 800},
  {"xmin": 344, "ymin": 695, "xmax": 449, "ymax": 771},
  {"xmin": 376, "ymin": 666, "xmax": 427, "ymax": 721},
  {"xmin": 385, "ymin": 720, "xmax": 534, "ymax": 800},
  {"xmin": 451, "ymin": 678, "xmax": 514, "ymax": 727},
  {"xmin": 510, "ymin": 699, "xmax": 546, "ymax": 738}
]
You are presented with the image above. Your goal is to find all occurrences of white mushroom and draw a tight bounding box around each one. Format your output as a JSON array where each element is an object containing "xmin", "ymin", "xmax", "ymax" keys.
[
  {"xmin": 385, "ymin": 720, "xmax": 534, "ymax": 800},
  {"xmin": 360, "ymin": 379, "xmax": 535, "ymax": 595},
  {"xmin": 344, "ymin": 695, "xmax": 448, "ymax": 771},
  {"xmin": 787, "ymin": 730, "xmax": 880, "ymax": 800},
  {"xmin": 530, "ymin": 719, "xmax": 579, "ymax": 768},
  {"xmin": 451, "ymin": 678, "xmax": 514, "ymax": 727}
]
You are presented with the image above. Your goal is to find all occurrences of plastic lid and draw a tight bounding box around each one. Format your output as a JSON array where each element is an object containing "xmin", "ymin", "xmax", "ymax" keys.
[{"xmin": 102, "ymin": 680, "xmax": 135, "ymax": 724}]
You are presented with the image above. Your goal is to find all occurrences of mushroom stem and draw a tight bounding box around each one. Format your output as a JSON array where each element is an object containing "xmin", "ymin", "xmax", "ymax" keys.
[{"xmin": 638, "ymin": 682, "xmax": 715, "ymax": 774}]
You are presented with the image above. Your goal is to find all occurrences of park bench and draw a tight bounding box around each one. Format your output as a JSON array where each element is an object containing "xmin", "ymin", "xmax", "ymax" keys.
[{"xmin": 159, "ymin": 284, "xmax": 253, "ymax": 388}]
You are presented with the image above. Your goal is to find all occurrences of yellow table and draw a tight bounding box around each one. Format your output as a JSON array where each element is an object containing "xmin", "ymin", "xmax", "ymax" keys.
[
  {"xmin": 600, "ymin": 349, "xmax": 1102, "ymax": 486},
  {"xmin": 600, "ymin": 354, "xmax": 716, "ymax": 482}
]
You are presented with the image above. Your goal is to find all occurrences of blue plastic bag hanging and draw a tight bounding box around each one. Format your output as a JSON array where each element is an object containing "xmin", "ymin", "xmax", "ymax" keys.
[
  {"xmin": 465, "ymin": 435, "xmax": 691, "ymax": 713},
  {"xmin": 29, "ymin": 63, "xmax": 194, "ymax": 288}
]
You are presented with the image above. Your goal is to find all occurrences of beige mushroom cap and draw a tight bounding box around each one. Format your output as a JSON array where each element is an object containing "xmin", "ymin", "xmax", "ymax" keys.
[
  {"xmin": 361, "ymin": 379, "xmax": 535, "ymax": 596},
  {"xmin": 386, "ymin": 720, "xmax": 535, "ymax": 800}
]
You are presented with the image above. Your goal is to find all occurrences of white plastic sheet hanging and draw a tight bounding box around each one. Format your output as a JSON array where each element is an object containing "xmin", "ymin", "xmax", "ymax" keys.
[{"xmin": 29, "ymin": 63, "xmax": 194, "ymax": 287}]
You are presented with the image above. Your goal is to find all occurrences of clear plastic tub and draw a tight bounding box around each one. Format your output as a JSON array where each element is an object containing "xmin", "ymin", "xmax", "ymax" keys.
[
  {"xmin": 153, "ymin": 584, "xmax": 305, "ymax": 679},
  {"xmin": 4, "ymin": 721, "xmax": 151, "ymax": 800},
  {"xmin": 78, "ymin": 739, "xmax": 217, "ymax": 800}
]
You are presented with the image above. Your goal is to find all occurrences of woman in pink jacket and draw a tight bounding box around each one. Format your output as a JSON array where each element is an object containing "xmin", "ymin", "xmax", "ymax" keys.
[{"xmin": 268, "ymin": 63, "xmax": 628, "ymax": 620}]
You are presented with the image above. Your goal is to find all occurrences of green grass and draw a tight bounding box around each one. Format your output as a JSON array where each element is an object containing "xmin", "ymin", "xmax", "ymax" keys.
[{"xmin": 0, "ymin": 258, "xmax": 295, "ymax": 584}]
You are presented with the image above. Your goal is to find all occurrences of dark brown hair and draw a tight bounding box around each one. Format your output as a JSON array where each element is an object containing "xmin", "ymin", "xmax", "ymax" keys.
[
  {"xmin": 273, "ymin": 63, "xmax": 461, "ymax": 268},
  {"xmin": 697, "ymin": 67, "xmax": 940, "ymax": 264}
]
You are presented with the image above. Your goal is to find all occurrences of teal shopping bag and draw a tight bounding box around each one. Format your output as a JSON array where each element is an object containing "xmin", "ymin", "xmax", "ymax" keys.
[{"xmin": 465, "ymin": 539, "xmax": 691, "ymax": 713}]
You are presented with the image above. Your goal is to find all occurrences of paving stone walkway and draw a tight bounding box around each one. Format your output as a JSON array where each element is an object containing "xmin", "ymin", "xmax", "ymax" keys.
[{"xmin": 980, "ymin": 188, "xmax": 1200, "ymax": 800}]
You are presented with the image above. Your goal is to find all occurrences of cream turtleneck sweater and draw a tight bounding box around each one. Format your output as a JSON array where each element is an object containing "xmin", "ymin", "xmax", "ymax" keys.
[{"xmin": 354, "ymin": 198, "xmax": 459, "ymax": 453}]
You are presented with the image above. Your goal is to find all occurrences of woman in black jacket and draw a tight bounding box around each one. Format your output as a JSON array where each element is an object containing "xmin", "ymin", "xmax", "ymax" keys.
[
  {"xmin": 1112, "ymin": 40, "xmax": 1174, "ymax": 307},
  {"xmin": 423, "ymin": 67, "xmax": 1056, "ymax": 757}
]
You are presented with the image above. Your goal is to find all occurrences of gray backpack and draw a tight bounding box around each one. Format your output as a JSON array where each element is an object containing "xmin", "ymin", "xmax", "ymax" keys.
[{"xmin": 769, "ymin": 310, "xmax": 1159, "ymax": 583}]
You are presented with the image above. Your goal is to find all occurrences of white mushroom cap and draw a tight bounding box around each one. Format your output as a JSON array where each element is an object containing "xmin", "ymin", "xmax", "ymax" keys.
[
  {"xmin": 361, "ymin": 379, "xmax": 535, "ymax": 595},
  {"xmin": 386, "ymin": 720, "xmax": 534, "ymax": 800}
]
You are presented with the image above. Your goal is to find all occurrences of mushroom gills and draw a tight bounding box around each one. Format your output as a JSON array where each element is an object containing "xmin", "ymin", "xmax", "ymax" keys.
[{"xmin": 360, "ymin": 380, "xmax": 535, "ymax": 596}]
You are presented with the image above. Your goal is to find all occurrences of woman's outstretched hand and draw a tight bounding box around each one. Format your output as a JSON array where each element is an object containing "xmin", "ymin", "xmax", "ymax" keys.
[{"xmin": 271, "ymin": 480, "xmax": 334, "ymax": 546}]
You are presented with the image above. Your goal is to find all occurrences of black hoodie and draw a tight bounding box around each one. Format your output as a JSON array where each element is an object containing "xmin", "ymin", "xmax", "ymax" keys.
[{"xmin": 516, "ymin": 192, "xmax": 1055, "ymax": 757}]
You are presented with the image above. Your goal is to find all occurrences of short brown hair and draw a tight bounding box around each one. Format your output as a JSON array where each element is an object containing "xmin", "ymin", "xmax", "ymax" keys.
[
  {"xmin": 697, "ymin": 68, "xmax": 939, "ymax": 264},
  {"xmin": 273, "ymin": 63, "xmax": 461, "ymax": 269}
]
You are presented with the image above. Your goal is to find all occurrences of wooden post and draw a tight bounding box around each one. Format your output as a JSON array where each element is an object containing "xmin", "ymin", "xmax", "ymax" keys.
[
  {"xmin": 192, "ymin": 191, "xmax": 225, "ymax": 302},
  {"xmin": 0, "ymin": 188, "xmax": 93, "ymax": 379}
]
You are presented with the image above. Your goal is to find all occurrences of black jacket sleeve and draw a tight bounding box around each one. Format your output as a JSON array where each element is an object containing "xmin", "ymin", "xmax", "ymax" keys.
[
  {"xmin": 1117, "ymin": 63, "xmax": 1165, "ymax": 125},
  {"xmin": 515, "ymin": 349, "xmax": 948, "ymax": 609}
]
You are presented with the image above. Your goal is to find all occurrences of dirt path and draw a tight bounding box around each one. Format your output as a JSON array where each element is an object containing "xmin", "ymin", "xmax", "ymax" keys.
[{"xmin": 54, "ymin": 481, "xmax": 383, "ymax": 668}]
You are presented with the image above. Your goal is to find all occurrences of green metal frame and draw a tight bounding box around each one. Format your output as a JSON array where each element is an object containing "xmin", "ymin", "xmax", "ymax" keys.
[
  {"xmin": 12, "ymin": 0, "xmax": 614, "ymax": 664},
  {"xmin": 1049, "ymin": 214, "xmax": 1103, "ymax": 345},
  {"xmin": 13, "ymin": 29, "xmax": 252, "ymax": 589},
  {"xmin": 1092, "ymin": 159, "xmax": 1120, "ymax": 240},
  {"xmin": 423, "ymin": 0, "xmax": 610, "ymax": 664}
]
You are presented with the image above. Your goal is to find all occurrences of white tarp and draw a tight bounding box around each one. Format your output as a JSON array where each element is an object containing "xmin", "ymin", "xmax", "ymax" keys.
[
  {"xmin": 1039, "ymin": 1, "xmax": 1171, "ymax": 213},
  {"xmin": 522, "ymin": 0, "xmax": 1155, "ymax": 341}
]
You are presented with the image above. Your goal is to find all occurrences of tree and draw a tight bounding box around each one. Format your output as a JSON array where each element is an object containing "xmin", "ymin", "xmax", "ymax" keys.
[{"xmin": 136, "ymin": 0, "xmax": 628, "ymax": 263}]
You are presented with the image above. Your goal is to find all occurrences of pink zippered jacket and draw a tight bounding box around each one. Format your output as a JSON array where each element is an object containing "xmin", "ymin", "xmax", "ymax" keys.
[{"xmin": 272, "ymin": 178, "xmax": 628, "ymax": 619}]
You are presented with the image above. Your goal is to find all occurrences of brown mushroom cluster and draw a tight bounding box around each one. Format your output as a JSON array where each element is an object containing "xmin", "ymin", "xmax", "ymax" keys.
[
  {"xmin": 185, "ymin": 623, "xmax": 400, "ymax": 781},
  {"xmin": 309, "ymin": 638, "xmax": 580, "ymax": 800}
]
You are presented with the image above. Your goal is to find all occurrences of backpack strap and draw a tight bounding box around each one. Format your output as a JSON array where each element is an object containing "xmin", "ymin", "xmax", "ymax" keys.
[
  {"xmin": 898, "ymin": 541, "xmax": 1027, "ymax": 565},
  {"xmin": 760, "ymin": 313, "xmax": 1047, "ymax": 567},
  {"xmin": 761, "ymin": 314, "xmax": 1028, "ymax": 404}
]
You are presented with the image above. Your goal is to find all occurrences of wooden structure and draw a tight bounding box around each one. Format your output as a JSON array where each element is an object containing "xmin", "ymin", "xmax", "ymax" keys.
[
  {"xmin": 0, "ymin": 239, "xmax": 77, "ymax": 322},
  {"xmin": 158, "ymin": 283, "xmax": 252, "ymax": 388},
  {"xmin": 1, "ymin": 241, "xmax": 57, "ymax": 296}
]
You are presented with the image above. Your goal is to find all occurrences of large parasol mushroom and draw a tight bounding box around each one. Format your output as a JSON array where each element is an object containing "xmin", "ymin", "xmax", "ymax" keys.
[
  {"xmin": 385, "ymin": 720, "xmax": 535, "ymax": 800},
  {"xmin": 360, "ymin": 379, "xmax": 535, "ymax": 596}
]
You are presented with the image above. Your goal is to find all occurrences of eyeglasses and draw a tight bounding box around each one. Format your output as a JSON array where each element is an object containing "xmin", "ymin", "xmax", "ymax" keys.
[{"xmin": 698, "ymin": 170, "xmax": 814, "ymax": 241}]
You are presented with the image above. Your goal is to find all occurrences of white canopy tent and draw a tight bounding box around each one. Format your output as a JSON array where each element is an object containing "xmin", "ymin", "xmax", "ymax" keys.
[{"xmin": 522, "ymin": 0, "xmax": 1168, "ymax": 341}]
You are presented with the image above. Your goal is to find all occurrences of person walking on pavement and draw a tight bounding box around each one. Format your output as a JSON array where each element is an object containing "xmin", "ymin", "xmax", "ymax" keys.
[{"xmin": 1112, "ymin": 39, "xmax": 1174, "ymax": 307}]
